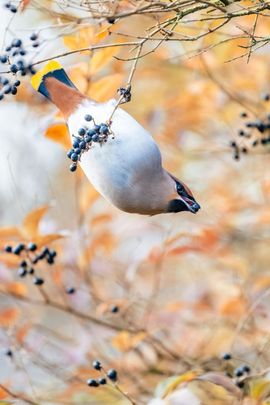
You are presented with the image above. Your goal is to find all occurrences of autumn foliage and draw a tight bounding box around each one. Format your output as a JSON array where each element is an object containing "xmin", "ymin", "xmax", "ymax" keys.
[{"xmin": 1, "ymin": 1, "xmax": 270, "ymax": 404}]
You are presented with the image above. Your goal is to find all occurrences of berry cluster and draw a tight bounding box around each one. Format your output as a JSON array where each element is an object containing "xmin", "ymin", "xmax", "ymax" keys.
[
  {"xmin": 87, "ymin": 360, "xmax": 118, "ymax": 388},
  {"xmin": 0, "ymin": 33, "xmax": 40, "ymax": 101},
  {"xmin": 222, "ymin": 352, "xmax": 251, "ymax": 389},
  {"xmin": 230, "ymin": 95, "xmax": 270, "ymax": 160},
  {"xmin": 67, "ymin": 114, "xmax": 112, "ymax": 172},
  {"xmin": 4, "ymin": 242, "xmax": 57, "ymax": 285}
]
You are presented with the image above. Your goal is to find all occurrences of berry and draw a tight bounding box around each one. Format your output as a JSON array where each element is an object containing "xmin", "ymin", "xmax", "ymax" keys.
[
  {"xmin": 28, "ymin": 242, "xmax": 37, "ymax": 251},
  {"xmin": 242, "ymin": 365, "xmax": 251, "ymax": 373},
  {"xmin": 0, "ymin": 55, "xmax": 8, "ymax": 63},
  {"xmin": 107, "ymin": 17, "xmax": 115, "ymax": 24},
  {"xmin": 66, "ymin": 287, "xmax": 75, "ymax": 294},
  {"xmin": 14, "ymin": 80, "xmax": 20, "ymax": 87},
  {"xmin": 92, "ymin": 134, "xmax": 100, "ymax": 142},
  {"xmin": 79, "ymin": 141, "xmax": 86, "ymax": 149},
  {"xmin": 234, "ymin": 368, "xmax": 244, "ymax": 377},
  {"xmin": 74, "ymin": 148, "xmax": 81, "ymax": 155},
  {"xmin": 10, "ymin": 64, "xmax": 18, "ymax": 73},
  {"xmin": 28, "ymin": 65, "xmax": 36, "ymax": 75},
  {"xmin": 19, "ymin": 50, "xmax": 26, "ymax": 56},
  {"xmin": 3, "ymin": 85, "xmax": 12, "ymax": 94},
  {"xmin": 47, "ymin": 256, "xmax": 54, "ymax": 265},
  {"xmin": 2, "ymin": 78, "xmax": 9, "ymax": 85},
  {"xmin": 5, "ymin": 3, "xmax": 11, "ymax": 9},
  {"xmin": 100, "ymin": 125, "xmax": 109, "ymax": 134},
  {"xmin": 230, "ymin": 141, "xmax": 236, "ymax": 148},
  {"xmin": 11, "ymin": 86, "xmax": 17, "ymax": 95},
  {"xmin": 98, "ymin": 378, "xmax": 107, "ymax": 385},
  {"xmin": 238, "ymin": 130, "xmax": 245, "ymax": 136},
  {"xmin": 107, "ymin": 369, "xmax": 117, "ymax": 381},
  {"xmin": 13, "ymin": 244, "xmax": 25, "ymax": 255},
  {"xmin": 234, "ymin": 153, "xmax": 239, "ymax": 160},
  {"xmin": 28, "ymin": 268, "xmax": 35, "ymax": 275},
  {"xmin": 20, "ymin": 260, "xmax": 27, "ymax": 267},
  {"xmin": 67, "ymin": 149, "xmax": 74, "ymax": 159},
  {"xmin": 73, "ymin": 138, "xmax": 80, "ymax": 148},
  {"xmin": 92, "ymin": 360, "xmax": 101, "ymax": 370},
  {"xmin": 87, "ymin": 129, "xmax": 96, "ymax": 136},
  {"xmin": 85, "ymin": 135, "xmax": 92, "ymax": 143},
  {"xmin": 236, "ymin": 381, "xmax": 245, "ymax": 389},
  {"xmin": 71, "ymin": 153, "xmax": 78, "ymax": 162},
  {"xmin": 263, "ymin": 93, "xmax": 270, "ymax": 101},
  {"xmin": 84, "ymin": 114, "xmax": 92, "ymax": 122},
  {"xmin": 70, "ymin": 163, "xmax": 77, "ymax": 172},
  {"xmin": 4, "ymin": 245, "xmax": 12, "ymax": 253},
  {"xmin": 20, "ymin": 69, "xmax": 27, "ymax": 76},
  {"xmin": 5, "ymin": 348, "xmax": 13, "ymax": 357},
  {"xmin": 32, "ymin": 42, "xmax": 39, "ymax": 48},
  {"xmin": 240, "ymin": 112, "xmax": 247, "ymax": 118},
  {"xmin": 33, "ymin": 277, "xmax": 44, "ymax": 286},
  {"xmin": 222, "ymin": 353, "xmax": 231, "ymax": 361},
  {"xmin": 252, "ymin": 140, "xmax": 258, "ymax": 147},
  {"xmin": 241, "ymin": 147, "xmax": 247, "ymax": 154},
  {"xmin": 5, "ymin": 46, "xmax": 11, "ymax": 52},
  {"xmin": 12, "ymin": 39, "xmax": 22, "ymax": 48},
  {"xmin": 93, "ymin": 125, "xmax": 101, "ymax": 133},
  {"xmin": 0, "ymin": 94, "xmax": 4, "ymax": 101},
  {"xmin": 18, "ymin": 267, "xmax": 27, "ymax": 277},
  {"xmin": 30, "ymin": 33, "xmax": 38, "ymax": 41},
  {"xmin": 87, "ymin": 379, "xmax": 99, "ymax": 387},
  {"xmin": 111, "ymin": 305, "xmax": 119, "ymax": 313},
  {"xmin": 78, "ymin": 128, "xmax": 86, "ymax": 136},
  {"xmin": 10, "ymin": 5, "xmax": 17, "ymax": 13}
]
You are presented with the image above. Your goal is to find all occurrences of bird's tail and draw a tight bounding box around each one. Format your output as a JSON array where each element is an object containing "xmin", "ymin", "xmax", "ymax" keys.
[{"xmin": 31, "ymin": 60, "xmax": 76, "ymax": 100}]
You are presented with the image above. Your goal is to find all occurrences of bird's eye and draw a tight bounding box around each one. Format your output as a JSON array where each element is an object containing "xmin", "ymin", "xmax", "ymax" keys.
[{"xmin": 176, "ymin": 183, "xmax": 185, "ymax": 195}]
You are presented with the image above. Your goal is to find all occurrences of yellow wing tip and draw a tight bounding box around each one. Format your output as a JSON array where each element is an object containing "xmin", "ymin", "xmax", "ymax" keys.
[{"xmin": 31, "ymin": 60, "xmax": 63, "ymax": 90}]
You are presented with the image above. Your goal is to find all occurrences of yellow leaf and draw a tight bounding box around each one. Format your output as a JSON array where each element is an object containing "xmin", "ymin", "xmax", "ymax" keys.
[
  {"xmin": 23, "ymin": 206, "xmax": 49, "ymax": 238},
  {"xmin": 250, "ymin": 378, "xmax": 270, "ymax": 400},
  {"xmin": 155, "ymin": 372, "xmax": 197, "ymax": 399},
  {"xmin": 45, "ymin": 122, "xmax": 71, "ymax": 149},
  {"xmin": 89, "ymin": 46, "xmax": 119, "ymax": 75},
  {"xmin": 34, "ymin": 234, "xmax": 64, "ymax": 247},
  {"xmin": 88, "ymin": 74, "xmax": 123, "ymax": 102},
  {"xmin": 63, "ymin": 27, "xmax": 96, "ymax": 50},
  {"xmin": 0, "ymin": 227, "xmax": 22, "ymax": 239},
  {"xmin": 112, "ymin": 331, "xmax": 146, "ymax": 352}
]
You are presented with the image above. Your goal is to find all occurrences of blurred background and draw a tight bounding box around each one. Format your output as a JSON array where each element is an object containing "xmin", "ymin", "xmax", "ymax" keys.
[{"xmin": 0, "ymin": 1, "xmax": 270, "ymax": 404}]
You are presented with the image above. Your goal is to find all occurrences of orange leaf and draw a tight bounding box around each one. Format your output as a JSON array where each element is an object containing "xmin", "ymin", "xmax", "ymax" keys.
[
  {"xmin": 0, "ymin": 227, "xmax": 22, "ymax": 239},
  {"xmin": 44, "ymin": 122, "xmax": 71, "ymax": 149},
  {"xmin": 88, "ymin": 74, "xmax": 123, "ymax": 102},
  {"xmin": 6, "ymin": 282, "xmax": 27, "ymax": 296},
  {"xmin": 0, "ymin": 253, "xmax": 20, "ymax": 268},
  {"xmin": 23, "ymin": 206, "xmax": 49, "ymax": 238},
  {"xmin": 34, "ymin": 233, "xmax": 64, "ymax": 247},
  {"xmin": 16, "ymin": 323, "xmax": 31, "ymax": 343},
  {"xmin": 89, "ymin": 46, "xmax": 119, "ymax": 75},
  {"xmin": 0, "ymin": 385, "xmax": 8, "ymax": 399},
  {"xmin": 0, "ymin": 308, "xmax": 19, "ymax": 327},
  {"xmin": 21, "ymin": 0, "xmax": 31, "ymax": 11}
]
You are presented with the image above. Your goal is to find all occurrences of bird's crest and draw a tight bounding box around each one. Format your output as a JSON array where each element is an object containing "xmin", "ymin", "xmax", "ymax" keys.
[{"xmin": 31, "ymin": 60, "xmax": 76, "ymax": 99}]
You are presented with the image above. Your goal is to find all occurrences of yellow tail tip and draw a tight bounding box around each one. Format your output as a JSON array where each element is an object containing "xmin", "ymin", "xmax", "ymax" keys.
[{"xmin": 31, "ymin": 60, "xmax": 63, "ymax": 90}]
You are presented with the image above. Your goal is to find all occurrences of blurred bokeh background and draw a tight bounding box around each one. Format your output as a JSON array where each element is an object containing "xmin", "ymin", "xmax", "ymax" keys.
[{"xmin": 1, "ymin": 1, "xmax": 270, "ymax": 404}]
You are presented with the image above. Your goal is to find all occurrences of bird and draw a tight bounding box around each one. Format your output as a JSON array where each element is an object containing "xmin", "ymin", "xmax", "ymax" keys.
[{"xmin": 31, "ymin": 60, "xmax": 200, "ymax": 216}]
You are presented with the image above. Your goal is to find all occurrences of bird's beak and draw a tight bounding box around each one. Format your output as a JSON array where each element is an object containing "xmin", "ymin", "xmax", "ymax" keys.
[{"xmin": 179, "ymin": 196, "xmax": 201, "ymax": 214}]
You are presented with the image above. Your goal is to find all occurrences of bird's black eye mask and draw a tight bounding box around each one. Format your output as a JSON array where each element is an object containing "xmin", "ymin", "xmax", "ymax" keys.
[{"xmin": 176, "ymin": 181, "xmax": 195, "ymax": 201}]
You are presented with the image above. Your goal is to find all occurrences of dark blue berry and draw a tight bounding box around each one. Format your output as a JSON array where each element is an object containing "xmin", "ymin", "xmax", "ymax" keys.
[
  {"xmin": 32, "ymin": 42, "xmax": 39, "ymax": 48},
  {"xmin": 71, "ymin": 153, "xmax": 78, "ymax": 162},
  {"xmin": 70, "ymin": 163, "xmax": 77, "ymax": 172},
  {"xmin": 10, "ymin": 64, "xmax": 18, "ymax": 73},
  {"xmin": 2, "ymin": 78, "xmax": 9, "ymax": 85},
  {"xmin": 87, "ymin": 129, "xmax": 96, "ymax": 136},
  {"xmin": 42, "ymin": 247, "xmax": 50, "ymax": 256},
  {"xmin": 28, "ymin": 243, "xmax": 37, "ymax": 251},
  {"xmin": 12, "ymin": 39, "xmax": 22, "ymax": 48},
  {"xmin": 5, "ymin": 46, "xmax": 11, "ymax": 52},
  {"xmin": 33, "ymin": 277, "xmax": 44, "ymax": 286},
  {"xmin": 20, "ymin": 69, "xmax": 27, "ymax": 76},
  {"xmin": 4, "ymin": 245, "xmax": 12, "ymax": 253},
  {"xmin": 84, "ymin": 114, "xmax": 92, "ymax": 122},
  {"xmin": 79, "ymin": 141, "xmax": 86, "ymax": 149},
  {"xmin": 20, "ymin": 260, "xmax": 27, "ymax": 267},
  {"xmin": 234, "ymin": 368, "xmax": 244, "ymax": 377},
  {"xmin": 0, "ymin": 55, "xmax": 8, "ymax": 63},
  {"xmin": 74, "ymin": 148, "xmax": 81, "ymax": 155},
  {"xmin": 10, "ymin": 5, "xmax": 17, "ymax": 13},
  {"xmin": 107, "ymin": 369, "xmax": 117, "ymax": 381},
  {"xmin": 30, "ymin": 33, "xmax": 38, "ymax": 41},
  {"xmin": 5, "ymin": 3, "xmax": 11, "ymax": 9},
  {"xmin": 28, "ymin": 268, "xmax": 35, "ymax": 275},
  {"xmin": 87, "ymin": 379, "xmax": 99, "ymax": 387},
  {"xmin": 67, "ymin": 149, "xmax": 74, "ymax": 158},
  {"xmin": 5, "ymin": 348, "xmax": 13, "ymax": 357},
  {"xmin": 85, "ymin": 135, "xmax": 92, "ymax": 143},
  {"xmin": 28, "ymin": 65, "xmax": 36, "ymax": 75},
  {"xmin": 18, "ymin": 267, "xmax": 27, "ymax": 277},
  {"xmin": 92, "ymin": 134, "xmax": 100, "ymax": 142},
  {"xmin": 78, "ymin": 128, "xmax": 86, "ymax": 136},
  {"xmin": 73, "ymin": 139, "xmax": 80, "ymax": 148},
  {"xmin": 111, "ymin": 305, "xmax": 119, "ymax": 313},
  {"xmin": 66, "ymin": 287, "xmax": 75, "ymax": 294},
  {"xmin": 242, "ymin": 365, "xmax": 251, "ymax": 373},
  {"xmin": 100, "ymin": 124, "xmax": 109, "ymax": 134},
  {"xmin": 13, "ymin": 244, "xmax": 24, "ymax": 255},
  {"xmin": 11, "ymin": 86, "xmax": 17, "ymax": 95},
  {"xmin": 19, "ymin": 50, "xmax": 26, "ymax": 56},
  {"xmin": 98, "ymin": 378, "xmax": 107, "ymax": 385},
  {"xmin": 0, "ymin": 94, "xmax": 3, "ymax": 101},
  {"xmin": 92, "ymin": 360, "xmax": 101, "ymax": 370},
  {"xmin": 47, "ymin": 256, "xmax": 54, "ymax": 265},
  {"xmin": 93, "ymin": 125, "xmax": 101, "ymax": 133},
  {"xmin": 14, "ymin": 80, "xmax": 20, "ymax": 87}
]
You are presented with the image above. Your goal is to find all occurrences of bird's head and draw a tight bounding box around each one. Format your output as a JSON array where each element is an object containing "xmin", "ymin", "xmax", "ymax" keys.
[{"xmin": 166, "ymin": 174, "xmax": 201, "ymax": 214}]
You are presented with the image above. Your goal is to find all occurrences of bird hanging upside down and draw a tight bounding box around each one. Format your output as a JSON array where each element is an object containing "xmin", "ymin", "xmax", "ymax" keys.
[{"xmin": 31, "ymin": 61, "xmax": 201, "ymax": 216}]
